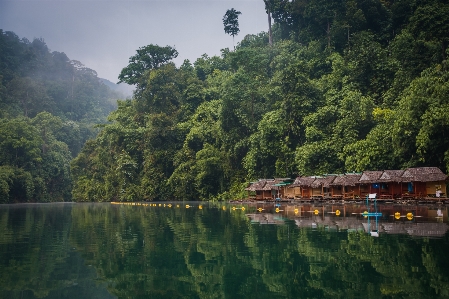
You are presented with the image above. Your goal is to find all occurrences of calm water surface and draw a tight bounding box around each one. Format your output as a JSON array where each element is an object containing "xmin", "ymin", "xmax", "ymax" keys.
[{"xmin": 1, "ymin": 202, "xmax": 449, "ymax": 299}]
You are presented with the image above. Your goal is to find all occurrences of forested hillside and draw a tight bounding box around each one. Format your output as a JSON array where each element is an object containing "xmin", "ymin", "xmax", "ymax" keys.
[
  {"xmin": 71, "ymin": 0, "xmax": 449, "ymax": 202},
  {"xmin": 0, "ymin": 30, "xmax": 121, "ymax": 203}
]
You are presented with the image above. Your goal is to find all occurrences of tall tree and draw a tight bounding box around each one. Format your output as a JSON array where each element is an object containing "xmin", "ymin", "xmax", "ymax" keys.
[
  {"xmin": 263, "ymin": 0, "xmax": 273, "ymax": 46},
  {"xmin": 117, "ymin": 44, "xmax": 178, "ymax": 89},
  {"xmin": 223, "ymin": 8, "xmax": 242, "ymax": 50}
]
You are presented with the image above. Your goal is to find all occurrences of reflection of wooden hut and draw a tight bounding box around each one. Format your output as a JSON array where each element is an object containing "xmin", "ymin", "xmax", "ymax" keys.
[
  {"xmin": 247, "ymin": 213, "xmax": 285, "ymax": 225},
  {"xmin": 382, "ymin": 222, "xmax": 449, "ymax": 238},
  {"xmin": 358, "ymin": 171, "xmax": 384, "ymax": 199},
  {"xmin": 377, "ymin": 170, "xmax": 405, "ymax": 199},
  {"xmin": 245, "ymin": 180, "xmax": 268, "ymax": 200},
  {"xmin": 288, "ymin": 177, "xmax": 316, "ymax": 199},
  {"xmin": 400, "ymin": 167, "xmax": 448, "ymax": 199},
  {"xmin": 330, "ymin": 174, "xmax": 362, "ymax": 199},
  {"xmin": 310, "ymin": 176, "xmax": 336, "ymax": 199}
]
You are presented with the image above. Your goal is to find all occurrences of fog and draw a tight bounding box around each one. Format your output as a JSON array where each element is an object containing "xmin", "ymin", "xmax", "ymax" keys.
[{"xmin": 0, "ymin": 0, "xmax": 268, "ymax": 82}]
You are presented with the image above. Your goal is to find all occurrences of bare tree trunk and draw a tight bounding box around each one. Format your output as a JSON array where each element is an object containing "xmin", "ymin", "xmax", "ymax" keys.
[
  {"xmin": 267, "ymin": 8, "xmax": 273, "ymax": 46},
  {"xmin": 263, "ymin": 0, "xmax": 273, "ymax": 46}
]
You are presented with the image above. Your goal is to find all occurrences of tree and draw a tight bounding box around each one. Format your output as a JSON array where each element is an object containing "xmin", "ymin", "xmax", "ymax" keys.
[
  {"xmin": 223, "ymin": 8, "xmax": 242, "ymax": 50},
  {"xmin": 117, "ymin": 44, "xmax": 178, "ymax": 88}
]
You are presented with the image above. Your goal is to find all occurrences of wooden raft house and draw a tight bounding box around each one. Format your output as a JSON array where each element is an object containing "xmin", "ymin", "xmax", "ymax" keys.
[
  {"xmin": 377, "ymin": 170, "xmax": 405, "ymax": 199},
  {"xmin": 245, "ymin": 167, "xmax": 448, "ymax": 201},
  {"xmin": 310, "ymin": 175, "xmax": 336, "ymax": 199},
  {"xmin": 329, "ymin": 173, "xmax": 362, "ymax": 199},
  {"xmin": 287, "ymin": 176, "xmax": 316, "ymax": 200},
  {"xmin": 245, "ymin": 179, "xmax": 269, "ymax": 200},
  {"xmin": 400, "ymin": 167, "xmax": 447, "ymax": 199},
  {"xmin": 246, "ymin": 178, "xmax": 293, "ymax": 200},
  {"xmin": 358, "ymin": 171, "xmax": 385, "ymax": 199}
]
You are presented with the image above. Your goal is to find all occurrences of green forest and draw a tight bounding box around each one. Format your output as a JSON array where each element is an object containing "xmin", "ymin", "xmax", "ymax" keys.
[
  {"xmin": 0, "ymin": 30, "xmax": 121, "ymax": 203},
  {"xmin": 2, "ymin": 0, "xmax": 449, "ymax": 203}
]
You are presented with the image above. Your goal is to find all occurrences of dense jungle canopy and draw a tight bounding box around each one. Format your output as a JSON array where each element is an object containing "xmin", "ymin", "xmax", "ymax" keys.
[
  {"xmin": 0, "ymin": 30, "xmax": 121, "ymax": 203},
  {"xmin": 1, "ymin": 0, "xmax": 449, "ymax": 203}
]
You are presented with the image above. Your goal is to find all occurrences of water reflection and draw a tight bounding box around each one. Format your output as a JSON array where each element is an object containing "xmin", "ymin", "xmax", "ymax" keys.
[{"xmin": 0, "ymin": 202, "xmax": 449, "ymax": 299}]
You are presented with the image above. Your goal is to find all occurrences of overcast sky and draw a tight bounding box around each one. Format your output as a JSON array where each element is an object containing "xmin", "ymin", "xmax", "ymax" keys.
[{"xmin": 0, "ymin": 0, "xmax": 268, "ymax": 82}]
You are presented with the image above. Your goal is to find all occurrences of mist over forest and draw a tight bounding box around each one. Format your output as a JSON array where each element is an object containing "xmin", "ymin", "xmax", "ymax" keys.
[
  {"xmin": 0, "ymin": 30, "xmax": 124, "ymax": 202},
  {"xmin": 1, "ymin": 0, "xmax": 449, "ymax": 203}
]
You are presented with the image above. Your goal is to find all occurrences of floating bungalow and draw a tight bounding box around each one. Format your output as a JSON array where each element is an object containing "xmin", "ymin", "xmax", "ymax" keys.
[
  {"xmin": 377, "ymin": 170, "xmax": 405, "ymax": 199},
  {"xmin": 245, "ymin": 179, "xmax": 269, "ymax": 200},
  {"xmin": 329, "ymin": 173, "xmax": 362, "ymax": 199},
  {"xmin": 245, "ymin": 167, "xmax": 448, "ymax": 201},
  {"xmin": 287, "ymin": 176, "xmax": 316, "ymax": 199},
  {"xmin": 310, "ymin": 175, "xmax": 336, "ymax": 199},
  {"xmin": 245, "ymin": 178, "xmax": 293, "ymax": 200},
  {"xmin": 400, "ymin": 167, "xmax": 447, "ymax": 199},
  {"xmin": 358, "ymin": 171, "xmax": 384, "ymax": 199}
]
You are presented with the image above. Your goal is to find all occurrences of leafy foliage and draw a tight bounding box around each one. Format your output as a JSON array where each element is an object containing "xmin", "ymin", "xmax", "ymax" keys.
[
  {"xmin": 4, "ymin": 0, "xmax": 449, "ymax": 202},
  {"xmin": 0, "ymin": 30, "xmax": 123, "ymax": 202},
  {"xmin": 70, "ymin": 0, "xmax": 449, "ymax": 201},
  {"xmin": 223, "ymin": 8, "xmax": 242, "ymax": 49}
]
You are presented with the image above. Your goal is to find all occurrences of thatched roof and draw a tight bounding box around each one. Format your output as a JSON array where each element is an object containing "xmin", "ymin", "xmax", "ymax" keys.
[
  {"xmin": 245, "ymin": 179, "xmax": 268, "ymax": 191},
  {"xmin": 289, "ymin": 176, "xmax": 316, "ymax": 188},
  {"xmin": 330, "ymin": 174, "xmax": 362, "ymax": 186},
  {"xmin": 310, "ymin": 176, "xmax": 336, "ymax": 188},
  {"xmin": 401, "ymin": 167, "xmax": 447, "ymax": 182},
  {"xmin": 246, "ymin": 178, "xmax": 293, "ymax": 191},
  {"xmin": 377, "ymin": 170, "xmax": 405, "ymax": 183},
  {"xmin": 359, "ymin": 171, "xmax": 384, "ymax": 183},
  {"xmin": 262, "ymin": 180, "xmax": 277, "ymax": 191}
]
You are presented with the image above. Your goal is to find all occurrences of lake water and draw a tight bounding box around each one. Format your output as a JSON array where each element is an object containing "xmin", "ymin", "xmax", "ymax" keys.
[{"xmin": 1, "ymin": 202, "xmax": 449, "ymax": 299}]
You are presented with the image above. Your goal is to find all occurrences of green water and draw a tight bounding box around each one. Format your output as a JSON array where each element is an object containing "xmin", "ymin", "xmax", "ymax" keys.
[{"xmin": 1, "ymin": 202, "xmax": 449, "ymax": 299}]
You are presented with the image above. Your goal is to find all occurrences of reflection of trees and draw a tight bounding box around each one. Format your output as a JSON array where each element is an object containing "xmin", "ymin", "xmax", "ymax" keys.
[
  {"xmin": 294, "ymin": 229, "xmax": 446, "ymax": 298},
  {"xmin": 0, "ymin": 205, "xmax": 73, "ymax": 298},
  {"xmin": 2, "ymin": 204, "xmax": 449, "ymax": 298}
]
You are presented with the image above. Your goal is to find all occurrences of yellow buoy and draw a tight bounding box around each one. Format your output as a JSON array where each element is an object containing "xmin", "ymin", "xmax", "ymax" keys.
[
  {"xmin": 406, "ymin": 212, "xmax": 413, "ymax": 220},
  {"xmin": 186, "ymin": 205, "xmax": 190, "ymax": 209},
  {"xmin": 158, "ymin": 203, "xmax": 161, "ymax": 207},
  {"xmin": 199, "ymin": 205, "xmax": 203, "ymax": 210},
  {"xmin": 275, "ymin": 207, "xmax": 280, "ymax": 213},
  {"xmin": 394, "ymin": 212, "xmax": 401, "ymax": 220},
  {"xmin": 241, "ymin": 207, "xmax": 245, "ymax": 211},
  {"xmin": 294, "ymin": 208, "xmax": 299, "ymax": 214},
  {"xmin": 232, "ymin": 206, "xmax": 236, "ymax": 211},
  {"xmin": 168, "ymin": 204, "xmax": 172, "ymax": 208},
  {"xmin": 222, "ymin": 206, "xmax": 226, "ymax": 211},
  {"xmin": 314, "ymin": 209, "xmax": 319, "ymax": 215},
  {"xmin": 335, "ymin": 210, "xmax": 341, "ymax": 216},
  {"xmin": 176, "ymin": 204, "xmax": 180, "ymax": 208},
  {"xmin": 257, "ymin": 207, "xmax": 263, "ymax": 212}
]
